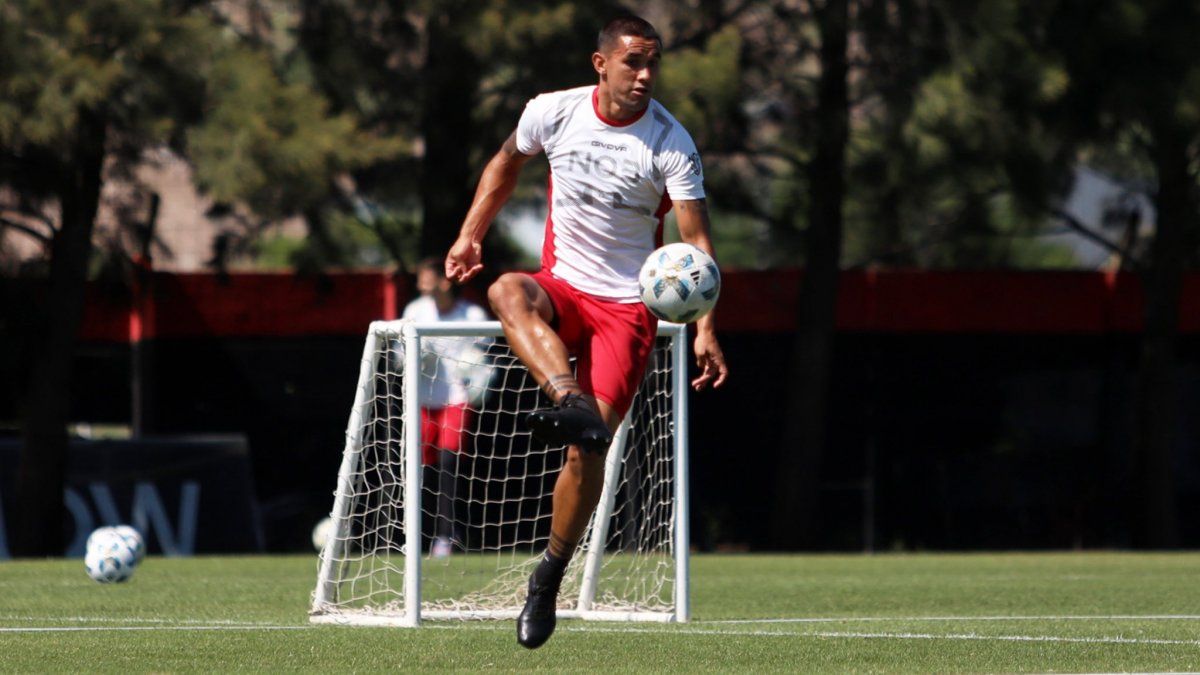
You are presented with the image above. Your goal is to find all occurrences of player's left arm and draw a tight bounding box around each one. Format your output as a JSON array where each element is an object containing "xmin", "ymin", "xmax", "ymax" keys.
[{"xmin": 674, "ymin": 198, "xmax": 728, "ymax": 390}]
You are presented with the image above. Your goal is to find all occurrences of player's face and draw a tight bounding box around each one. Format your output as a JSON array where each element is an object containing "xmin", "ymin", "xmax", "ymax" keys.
[
  {"xmin": 417, "ymin": 268, "xmax": 440, "ymax": 296},
  {"xmin": 599, "ymin": 36, "xmax": 661, "ymax": 114}
]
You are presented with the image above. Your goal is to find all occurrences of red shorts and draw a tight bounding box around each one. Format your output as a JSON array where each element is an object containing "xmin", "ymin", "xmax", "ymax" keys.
[
  {"xmin": 420, "ymin": 404, "xmax": 471, "ymax": 465},
  {"xmin": 527, "ymin": 271, "xmax": 658, "ymax": 417}
]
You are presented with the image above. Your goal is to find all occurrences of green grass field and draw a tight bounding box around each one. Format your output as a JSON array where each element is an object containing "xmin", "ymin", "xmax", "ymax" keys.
[{"xmin": 4, "ymin": 552, "xmax": 1200, "ymax": 672}]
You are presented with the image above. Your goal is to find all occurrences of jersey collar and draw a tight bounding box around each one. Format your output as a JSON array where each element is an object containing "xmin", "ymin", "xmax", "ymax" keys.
[{"xmin": 592, "ymin": 86, "xmax": 648, "ymax": 127}]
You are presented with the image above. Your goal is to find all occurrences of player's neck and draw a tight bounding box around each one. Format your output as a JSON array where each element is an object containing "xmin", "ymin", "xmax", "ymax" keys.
[
  {"xmin": 593, "ymin": 86, "xmax": 646, "ymax": 125},
  {"xmin": 433, "ymin": 292, "xmax": 456, "ymax": 314}
]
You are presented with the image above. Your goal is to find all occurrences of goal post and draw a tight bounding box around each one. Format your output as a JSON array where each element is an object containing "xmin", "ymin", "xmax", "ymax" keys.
[{"xmin": 310, "ymin": 319, "xmax": 691, "ymax": 626}]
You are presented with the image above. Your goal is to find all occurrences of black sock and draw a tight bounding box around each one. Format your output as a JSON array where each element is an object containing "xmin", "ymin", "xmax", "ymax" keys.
[{"xmin": 533, "ymin": 550, "xmax": 569, "ymax": 587}]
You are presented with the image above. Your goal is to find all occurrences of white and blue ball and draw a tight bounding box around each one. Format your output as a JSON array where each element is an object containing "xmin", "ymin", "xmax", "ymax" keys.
[
  {"xmin": 84, "ymin": 525, "xmax": 143, "ymax": 583},
  {"xmin": 84, "ymin": 546, "xmax": 136, "ymax": 583},
  {"xmin": 110, "ymin": 525, "xmax": 146, "ymax": 565},
  {"xmin": 638, "ymin": 243, "xmax": 721, "ymax": 324},
  {"xmin": 86, "ymin": 525, "xmax": 118, "ymax": 553}
]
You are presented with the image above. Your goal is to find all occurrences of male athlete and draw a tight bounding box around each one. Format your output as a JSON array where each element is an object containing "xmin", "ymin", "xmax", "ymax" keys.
[{"xmin": 445, "ymin": 14, "xmax": 727, "ymax": 649}]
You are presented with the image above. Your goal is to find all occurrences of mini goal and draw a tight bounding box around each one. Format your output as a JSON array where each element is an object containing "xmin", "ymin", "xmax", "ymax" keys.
[{"xmin": 309, "ymin": 319, "xmax": 690, "ymax": 626}]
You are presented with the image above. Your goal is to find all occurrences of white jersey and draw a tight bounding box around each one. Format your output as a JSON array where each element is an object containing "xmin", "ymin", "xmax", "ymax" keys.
[
  {"xmin": 402, "ymin": 295, "xmax": 489, "ymax": 408},
  {"xmin": 516, "ymin": 86, "xmax": 705, "ymax": 302}
]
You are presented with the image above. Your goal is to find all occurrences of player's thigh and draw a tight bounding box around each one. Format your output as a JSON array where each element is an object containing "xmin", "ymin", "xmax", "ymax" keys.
[
  {"xmin": 581, "ymin": 305, "xmax": 656, "ymax": 423},
  {"xmin": 487, "ymin": 272, "xmax": 555, "ymax": 324},
  {"xmin": 591, "ymin": 397, "xmax": 624, "ymax": 433}
]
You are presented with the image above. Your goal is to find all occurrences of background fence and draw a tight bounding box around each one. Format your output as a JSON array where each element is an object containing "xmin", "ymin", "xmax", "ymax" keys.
[{"xmin": 4, "ymin": 269, "xmax": 1199, "ymax": 553}]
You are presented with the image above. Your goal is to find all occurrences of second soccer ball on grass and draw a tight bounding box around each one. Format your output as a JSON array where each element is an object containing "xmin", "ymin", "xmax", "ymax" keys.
[
  {"xmin": 312, "ymin": 516, "xmax": 333, "ymax": 552},
  {"xmin": 84, "ymin": 525, "xmax": 143, "ymax": 583},
  {"xmin": 638, "ymin": 243, "xmax": 721, "ymax": 324}
]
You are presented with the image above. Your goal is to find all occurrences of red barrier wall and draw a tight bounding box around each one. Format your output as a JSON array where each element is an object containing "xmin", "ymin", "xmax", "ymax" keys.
[{"xmin": 77, "ymin": 269, "xmax": 1200, "ymax": 341}]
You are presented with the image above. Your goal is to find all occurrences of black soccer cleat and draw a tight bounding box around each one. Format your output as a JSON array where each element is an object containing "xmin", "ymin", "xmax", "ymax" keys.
[
  {"xmin": 516, "ymin": 574, "xmax": 560, "ymax": 649},
  {"xmin": 526, "ymin": 393, "xmax": 613, "ymax": 453}
]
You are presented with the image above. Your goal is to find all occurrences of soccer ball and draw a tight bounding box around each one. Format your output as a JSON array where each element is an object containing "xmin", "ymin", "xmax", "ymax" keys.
[
  {"xmin": 312, "ymin": 516, "xmax": 333, "ymax": 552},
  {"xmin": 85, "ymin": 549, "xmax": 135, "ymax": 583},
  {"xmin": 86, "ymin": 526, "xmax": 125, "ymax": 557},
  {"xmin": 85, "ymin": 525, "xmax": 116, "ymax": 553},
  {"xmin": 87, "ymin": 525, "xmax": 145, "ymax": 565},
  {"xmin": 112, "ymin": 525, "xmax": 146, "ymax": 565},
  {"xmin": 84, "ymin": 535, "xmax": 137, "ymax": 584},
  {"xmin": 84, "ymin": 525, "xmax": 143, "ymax": 583},
  {"xmin": 637, "ymin": 243, "xmax": 721, "ymax": 323}
]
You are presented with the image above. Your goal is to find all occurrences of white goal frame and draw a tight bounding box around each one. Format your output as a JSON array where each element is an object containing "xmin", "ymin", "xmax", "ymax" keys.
[{"xmin": 310, "ymin": 319, "xmax": 691, "ymax": 627}]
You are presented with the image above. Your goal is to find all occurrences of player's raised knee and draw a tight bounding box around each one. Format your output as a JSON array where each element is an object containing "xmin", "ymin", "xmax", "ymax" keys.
[{"xmin": 487, "ymin": 273, "xmax": 528, "ymax": 319}]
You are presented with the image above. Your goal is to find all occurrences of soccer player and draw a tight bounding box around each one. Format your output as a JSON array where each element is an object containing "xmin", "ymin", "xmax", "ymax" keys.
[
  {"xmin": 445, "ymin": 14, "xmax": 728, "ymax": 648},
  {"xmin": 402, "ymin": 257, "xmax": 489, "ymax": 558}
]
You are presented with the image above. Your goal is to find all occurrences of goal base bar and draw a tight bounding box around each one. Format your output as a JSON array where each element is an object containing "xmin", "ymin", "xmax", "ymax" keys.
[{"xmin": 309, "ymin": 609, "xmax": 677, "ymax": 627}]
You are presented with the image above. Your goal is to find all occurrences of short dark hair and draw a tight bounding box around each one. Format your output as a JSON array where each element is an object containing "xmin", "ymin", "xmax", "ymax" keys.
[
  {"xmin": 597, "ymin": 14, "xmax": 661, "ymax": 53},
  {"xmin": 415, "ymin": 256, "xmax": 442, "ymax": 275}
]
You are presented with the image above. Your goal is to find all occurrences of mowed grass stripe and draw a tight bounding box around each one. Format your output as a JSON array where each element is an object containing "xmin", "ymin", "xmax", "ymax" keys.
[
  {"xmin": 10, "ymin": 612, "xmax": 1200, "ymax": 627},
  {"xmin": 6, "ymin": 621, "xmax": 1200, "ymax": 649},
  {"xmin": 3, "ymin": 553, "xmax": 1200, "ymax": 672},
  {"xmin": 704, "ymin": 614, "xmax": 1200, "ymax": 623},
  {"xmin": 8, "ymin": 614, "xmax": 1200, "ymax": 646},
  {"xmin": 0, "ymin": 625, "xmax": 310, "ymax": 633}
]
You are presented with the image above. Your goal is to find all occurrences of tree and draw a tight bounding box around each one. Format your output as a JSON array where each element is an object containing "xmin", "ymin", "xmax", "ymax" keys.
[
  {"xmin": 1043, "ymin": 0, "xmax": 1200, "ymax": 546},
  {"xmin": 845, "ymin": 0, "xmax": 1076, "ymax": 269},
  {"xmin": 0, "ymin": 0, "xmax": 395, "ymax": 555},
  {"xmin": 290, "ymin": 0, "xmax": 626, "ymax": 269},
  {"xmin": 416, "ymin": 1, "xmax": 483, "ymax": 257},
  {"xmin": 766, "ymin": 0, "xmax": 849, "ymax": 548},
  {"xmin": 736, "ymin": 0, "xmax": 1075, "ymax": 545}
]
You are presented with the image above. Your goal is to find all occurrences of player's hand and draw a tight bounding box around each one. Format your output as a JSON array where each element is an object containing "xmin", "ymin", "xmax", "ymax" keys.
[
  {"xmin": 445, "ymin": 237, "xmax": 483, "ymax": 283},
  {"xmin": 691, "ymin": 330, "xmax": 728, "ymax": 390}
]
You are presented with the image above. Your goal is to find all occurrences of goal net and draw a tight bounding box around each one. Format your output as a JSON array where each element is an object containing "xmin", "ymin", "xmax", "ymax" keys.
[{"xmin": 310, "ymin": 319, "xmax": 690, "ymax": 626}]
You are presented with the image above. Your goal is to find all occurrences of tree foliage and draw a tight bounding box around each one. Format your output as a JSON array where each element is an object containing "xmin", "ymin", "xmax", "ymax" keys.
[
  {"xmin": 1039, "ymin": 0, "xmax": 1200, "ymax": 547},
  {"xmin": 189, "ymin": 48, "xmax": 402, "ymax": 220},
  {"xmin": 0, "ymin": 0, "xmax": 400, "ymax": 555}
]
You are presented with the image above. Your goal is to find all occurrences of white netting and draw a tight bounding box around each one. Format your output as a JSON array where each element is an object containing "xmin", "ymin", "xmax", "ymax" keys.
[{"xmin": 310, "ymin": 320, "xmax": 681, "ymax": 623}]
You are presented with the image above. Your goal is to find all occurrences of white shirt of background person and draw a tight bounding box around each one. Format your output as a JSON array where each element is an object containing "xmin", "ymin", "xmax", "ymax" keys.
[{"xmin": 401, "ymin": 261, "xmax": 489, "ymax": 408}]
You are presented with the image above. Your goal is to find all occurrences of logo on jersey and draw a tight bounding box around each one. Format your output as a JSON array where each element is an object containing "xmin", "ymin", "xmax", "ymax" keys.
[
  {"xmin": 688, "ymin": 152, "xmax": 702, "ymax": 176},
  {"xmin": 591, "ymin": 141, "xmax": 628, "ymax": 152}
]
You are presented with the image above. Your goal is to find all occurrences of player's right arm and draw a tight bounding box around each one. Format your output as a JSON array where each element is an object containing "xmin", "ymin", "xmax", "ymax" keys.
[{"xmin": 445, "ymin": 132, "xmax": 534, "ymax": 284}]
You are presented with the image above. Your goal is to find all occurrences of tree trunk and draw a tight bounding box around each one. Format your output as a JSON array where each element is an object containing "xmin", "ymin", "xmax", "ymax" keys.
[
  {"xmin": 771, "ymin": 0, "xmax": 849, "ymax": 549},
  {"xmin": 419, "ymin": 6, "xmax": 481, "ymax": 258},
  {"xmin": 861, "ymin": 0, "xmax": 918, "ymax": 267},
  {"xmin": 1130, "ymin": 127, "xmax": 1194, "ymax": 548},
  {"xmin": 14, "ymin": 111, "xmax": 106, "ymax": 557}
]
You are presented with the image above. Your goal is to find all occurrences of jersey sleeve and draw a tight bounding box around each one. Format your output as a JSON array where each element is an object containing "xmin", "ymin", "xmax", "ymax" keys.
[
  {"xmin": 515, "ymin": 94, "xmax": 554, "ymax": 156},
  {"xmin": 658, "ymin": 127, "xmax": 706, "ymax": 202}
]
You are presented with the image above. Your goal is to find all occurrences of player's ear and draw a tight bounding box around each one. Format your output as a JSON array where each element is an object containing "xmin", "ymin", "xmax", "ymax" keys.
[{"xmin": 592, "ymin": 52, "xmax": 606, "ymax": 78}]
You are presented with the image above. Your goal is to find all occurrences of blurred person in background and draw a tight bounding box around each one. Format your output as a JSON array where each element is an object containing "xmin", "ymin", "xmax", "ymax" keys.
[{"xmin": 402, "ymin": 257, "xmax": 489, "ymax": 558}]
